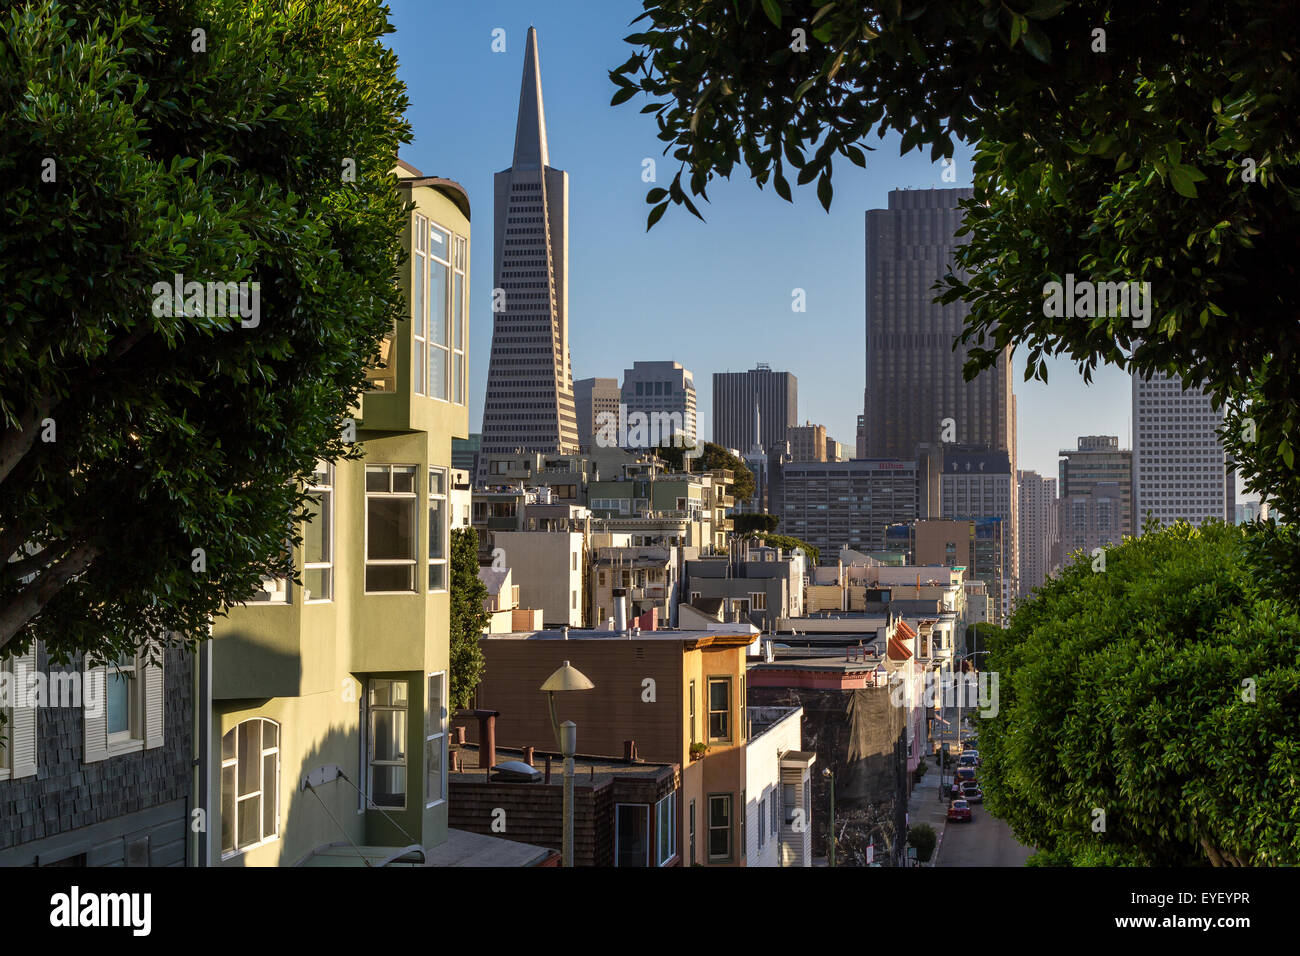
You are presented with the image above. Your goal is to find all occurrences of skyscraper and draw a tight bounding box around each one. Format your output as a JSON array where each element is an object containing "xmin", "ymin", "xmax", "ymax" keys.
[
  {"xmin": 1018, "ymin": 470, "xmax": 1058, "ymax": 596},
  {"xmin": 862, "ymin": 188, "xmax": 1015, "ymax": 462},
  {"xmin": 479, "ymin": 27, "xmax": 579, "ymax": 462},
  {"xmin": 863, "ymin": 188, "xmax": 1019, "ymax": 614},
  {"xmin": 939, "ymin": 445, "xmax": 1017, "ymax": 619},
  {"xmin": 1132, "ymin": 369, "xmax": 1235, "ymax": 528},
  {"xmin": 1057, "ymin": 435, "xmax": 1131, "ymax": 568},
  {"xmin": 713, "ymin": 364, "xmax": 797, "ymax": 452},
  {"xmin": 574, "ymin": 377, "xmax": 620, "ymax": 451},
  {"xmin": 620, "ymin": 361, "xmax": 697, "ymax": 447}
]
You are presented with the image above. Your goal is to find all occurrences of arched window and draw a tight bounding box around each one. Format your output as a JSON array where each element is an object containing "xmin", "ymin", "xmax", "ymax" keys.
[{"xmin": 221, "ymin": 718, "xmax": 280, "ymax": 858}]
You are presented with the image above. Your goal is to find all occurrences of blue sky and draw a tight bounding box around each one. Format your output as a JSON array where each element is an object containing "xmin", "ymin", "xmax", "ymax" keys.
[{"xmin": 387, "ymin": 0, "xmax": 1136, "ymax": 483}]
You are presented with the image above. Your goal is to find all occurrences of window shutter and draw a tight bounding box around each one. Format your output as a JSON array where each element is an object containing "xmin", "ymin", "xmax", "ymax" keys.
[
  {"xmin": 144, "ymin": 642, "xmax": 165, "ymax": 750},
  {"xmin": 83, "ymin": 655, "xmax": 108, "ymax": 764},
  {"xmin": 10, "ymin": 643, "xmax": 39, "ymax": 779}
]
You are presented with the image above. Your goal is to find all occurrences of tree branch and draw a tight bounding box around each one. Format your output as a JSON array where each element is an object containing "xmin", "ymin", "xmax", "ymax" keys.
[
  {"xmin": 0, "ymin": 397, "xmax": 56, "ymax": 487},
  {"xmin": 0, "ymin": 542, "xmax": 102, "ymax": 655}
]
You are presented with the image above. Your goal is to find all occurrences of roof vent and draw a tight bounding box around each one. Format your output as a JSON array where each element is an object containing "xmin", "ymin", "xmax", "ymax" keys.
[{"xmin": 490, "ymin": 760, "xmax": 543, "ymax": 783}]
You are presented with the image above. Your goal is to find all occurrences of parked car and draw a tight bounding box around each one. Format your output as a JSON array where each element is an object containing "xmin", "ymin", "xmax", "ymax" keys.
[
  {"xmin": 961, "ymin": 749, "xmax": 981, "ymax": 765},
  {"xmin": 958, "ymin": 754, "xmax": 978, "ymax": 768},
  {"xmin": 956, "ymin": 767, "xmax": 978, "ymax": 783},
  {"xmin": 947, "ymin": 799, "xmax": 973, "ymax": 822},
  {"xmin": 961, "ymin": 782, "xmax": 984, "ymax": 803}
]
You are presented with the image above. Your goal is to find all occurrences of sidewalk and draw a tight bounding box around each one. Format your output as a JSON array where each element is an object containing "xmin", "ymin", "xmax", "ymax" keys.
[{"xmin": 905, "ymin": 763, "xmax": 950, "ymax": 866}]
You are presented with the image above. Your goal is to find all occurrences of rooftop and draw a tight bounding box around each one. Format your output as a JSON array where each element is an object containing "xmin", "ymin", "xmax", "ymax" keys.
[
  {"xmin": 482, "ymin": 624, "xmax": 758, "ymax": 646},
  {"xmin": 451, "ymin": 744, "xmax": 677, "ymax": 787}
]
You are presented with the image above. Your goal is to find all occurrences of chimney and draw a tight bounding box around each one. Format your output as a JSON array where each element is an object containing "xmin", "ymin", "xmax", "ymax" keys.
[
  {"xmin": 624, "ymin": 739, "xmax": 638, "ymax": 763},
  {"xmin": 478, "ymin": 712, "xmax": 497, "ymax": 774},
  {"xmin": 523, "ymin": 745, "xmax": 535, "ymax": 767},
  {"xmin": 613, "ymin": 588, "xmax": 628, "ymax": 635}
]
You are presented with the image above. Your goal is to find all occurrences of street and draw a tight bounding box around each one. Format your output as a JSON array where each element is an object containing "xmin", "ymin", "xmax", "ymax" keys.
[{"xmin": 937, "ymin": 808, "xmax": 1034, "ymax": 867}]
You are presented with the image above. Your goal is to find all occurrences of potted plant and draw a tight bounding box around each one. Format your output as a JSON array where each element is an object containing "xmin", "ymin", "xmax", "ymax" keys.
[{"xmin": 689, "ymin": 742, "xmax": 709, "ymax": 761}]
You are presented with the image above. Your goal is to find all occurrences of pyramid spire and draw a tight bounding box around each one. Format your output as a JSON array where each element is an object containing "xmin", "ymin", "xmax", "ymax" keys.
[{"xmin": 512, "ymin": 26, "xmax": 549, "ymax": 171}]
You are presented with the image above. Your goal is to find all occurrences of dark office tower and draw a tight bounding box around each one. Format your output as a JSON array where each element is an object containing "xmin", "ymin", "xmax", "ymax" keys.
[
  {"xmin": 862, "ymin": 188, "xmax": 1015, "ymax": 463},
  {"xmin": 480, "ymin": 27, "xmax": 579, "ymax": 460},
  {"xmin": 712, "ymin": 364, "xmax": 797, "ymax": 453}
]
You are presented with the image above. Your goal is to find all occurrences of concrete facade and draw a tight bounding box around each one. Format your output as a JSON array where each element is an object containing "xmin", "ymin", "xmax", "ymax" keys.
[{"xmin": 1132, "ymin": 370, "xmax": 1235, "ymax": 528}]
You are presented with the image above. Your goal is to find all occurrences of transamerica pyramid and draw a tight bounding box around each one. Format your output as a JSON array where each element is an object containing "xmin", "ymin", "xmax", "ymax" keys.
[{"xmin": 479, "ymin": 27, "xmax": 579, "ymax": 467}]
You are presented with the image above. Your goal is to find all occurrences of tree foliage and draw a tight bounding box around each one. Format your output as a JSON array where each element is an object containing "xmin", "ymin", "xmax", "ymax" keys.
[
  {"xmin": 654, "ymin": 440, "xmax": 756, "ymax": 501},
  {"xmin": 449, "ymin": 528, "xmax": 488, "ymax": 711},
  {"xmin": 907, "ymin": 822, "xmax": 937, "ymax": 863},
  {"xmin": 755, "ymin": 532, "xmax": 818, "ymax": 567},
  {"xmin": 612, "ymin": 0, "xmax": 1300, "ymax": 518},
  {"xmin": 980, "ymin": 520, "xmax": 1300, "ymax": 866},
  {"xmin": 733, "ymin": 512, "xmax": 779, "ymax": 534},
  {"xmin": 0, "ymin": 0, "xmax": 411, "ymax": 661}
]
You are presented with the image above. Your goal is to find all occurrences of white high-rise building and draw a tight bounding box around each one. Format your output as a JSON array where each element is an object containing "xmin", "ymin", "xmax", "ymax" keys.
[
  {"xmin": 480, "ymin": 27, "xmax": 579, "ymax": 462},
  {"xmin": 1132, "ymin": 369, "xmax": 1235, "ymax": 528},
  {"xmin": 620, "ymin": 361, "xmax": 697, "ymax": 448},
  {"xmin": 1018, "ymin": 470, "xmax": 1058, "ymax": 596}
]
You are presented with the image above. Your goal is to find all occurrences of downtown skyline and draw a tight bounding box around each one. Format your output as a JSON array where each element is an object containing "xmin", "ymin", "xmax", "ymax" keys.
[{"xmin": 385, "ymin": 0, "xmax": 1144, "ymax": 487}]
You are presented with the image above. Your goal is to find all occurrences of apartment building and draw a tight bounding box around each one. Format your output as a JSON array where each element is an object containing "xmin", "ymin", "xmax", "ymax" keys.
[
  {"xmin": 889, "ymin": 518, "xmax": 1005, "ymax": 627},
  {"xmin": 939, "ymin": 446, "xmax": 1018, "ymax": 621},
  {"xmin": 204, "ymin": 163, "xmax": 469, "ymax": 866}
]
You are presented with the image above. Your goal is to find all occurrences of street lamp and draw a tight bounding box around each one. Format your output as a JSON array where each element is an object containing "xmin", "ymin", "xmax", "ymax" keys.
[
  {"xmin": 540, "ymin": 660, "xmax": 594, "ymax": 867},
  {"xmin": 822, "ymin": 766, "xmax": 836, "ymax": 868}
]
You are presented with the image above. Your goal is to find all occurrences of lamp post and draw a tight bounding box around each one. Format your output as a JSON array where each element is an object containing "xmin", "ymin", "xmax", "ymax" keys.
[
  {"xmin": 822, "ymin": 766, "xmax": 835, "ymax": 867},
  {"xmin": 540, "ymin": 660, "xmax": 594, "ymax": 867}
]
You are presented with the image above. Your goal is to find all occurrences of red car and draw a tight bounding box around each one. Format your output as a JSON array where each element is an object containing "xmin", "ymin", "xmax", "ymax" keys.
[{"xmin": 947, "ymin": 799, "xmax": 973, "ymax": 822}]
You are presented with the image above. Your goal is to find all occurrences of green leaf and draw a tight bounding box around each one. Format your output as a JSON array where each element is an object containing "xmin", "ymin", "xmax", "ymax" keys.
[
  {"xmin": 817, "ymin": 172, "xmax": 833, "ymax": 211},
  {"xmin": 760, "ymin": 0, "xmax": 782, "ymax": 27},
  {"xmin": 1021, "ymin": 24, "xmax": 1052, "ymax": 63},
  {"xmin": 610, "ymin": 85, "xmax": 638, "ymax": 106},
  {"xmin": 646, "ymin": 201, "xmax": 669, "ymax": 230},
  {"xmin": 1169, "ymin": 165, "xmax": 1199, "ymax": 198},
  {"xmin": 645, "ymin": 188, "xmax": 668, "ymax": 204}
]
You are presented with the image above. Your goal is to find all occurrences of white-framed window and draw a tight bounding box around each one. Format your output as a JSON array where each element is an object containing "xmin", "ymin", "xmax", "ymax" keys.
[
  {"xmin": 783, "ymin": 782, "xmax": 797, "ymax": 823},
  {"xmin": 708, "ymin": 793, "xmax": 733, "ymax": 862},
  {"xmin": 106, "ymin": 652, "xmax": 139, "ymax": 746},
  {"xmin": 412, "ymin": 213, "xmax": 427, "ymax": 395},
  {"xmin": 220, "ymin": 718, "xmax": 280, "ymax": 859},
  {"xmin": 425, "ymin": 672, "xmax": 447, "ymax": 807},
  {"xmin": 304, "ymin": 461, "xmax": 333, "ymax": 601},
  {"xmin": 247, "ymin": 571, "xmax": 289, "ymax": 603},
  {"xmin": 369, "ymin": 679, "xmax": 408, "ymax": 809},
  {"xmin": 428, "ymin": 223, "xmax": 451, "ymax": 400},
  {"xmin": 0, "ymin": 643, "xmax": 39, "ymax": 781},
  {"xmin": 707, "ymin": 677, "xmax": 731, "ymax": 741},
  {"xmin": 365, "ymin": 465, "xmax": 418, "ymax": 592},
  {"xmin": 750, "ymin": 591, "xmax": 767, "ymax": 611},
  {"xmin": 452, "ymin": 235, "xmax": 467, "ymax": 406},
  {"xmin": 84, "ymin": 642, "xmax": 164, "ymax": 763},
  {"xmin": 655, "ymin": 794, "xmax": 676, "ymax": 866},
  {"xmin": 428, "ymin": 467, "xmax": 448, "ymax": 591}
]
